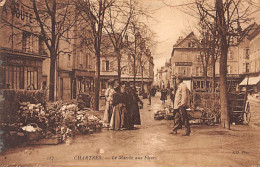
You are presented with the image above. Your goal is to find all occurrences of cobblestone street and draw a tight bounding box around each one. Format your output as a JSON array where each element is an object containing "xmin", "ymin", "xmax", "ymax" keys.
[{"xmin": 0, "ymin": 94, "xmax": 259, "ymax": 167}]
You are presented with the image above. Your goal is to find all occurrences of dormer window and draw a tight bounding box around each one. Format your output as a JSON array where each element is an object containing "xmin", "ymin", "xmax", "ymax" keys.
[{"xmin": 188, "ymin": 42, "xmax": 191, "ymax": 48}]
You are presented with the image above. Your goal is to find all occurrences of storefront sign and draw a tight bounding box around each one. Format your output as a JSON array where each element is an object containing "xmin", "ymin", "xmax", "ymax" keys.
[
  {"xmin": 11, "ymin": 1, "xmax": 33, "ymax": 24},
  {"xmin": 7, "ymin": 57, "xmax": 23, "ymax": 65},
  {"xmin": 175, "ymin": 62, "xmax": 192, "ymax": 66}
]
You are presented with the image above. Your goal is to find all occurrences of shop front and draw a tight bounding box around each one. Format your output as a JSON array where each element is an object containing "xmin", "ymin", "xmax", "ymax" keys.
[
  {"xmin": 72, "ymin": 70, "xmax": 95, "ymax": 99},
  {"xmin": 0, "ymin": 47, "xmax": 47, "ymax": 90}
]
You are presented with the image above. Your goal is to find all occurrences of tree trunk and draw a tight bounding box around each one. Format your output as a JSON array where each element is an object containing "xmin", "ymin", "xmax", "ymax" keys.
[
  {"xmin": 117, "ymin": 51, "xmax": 121, "ymax": 83},
  {"xmin": 49, "ymin": 49, "xmax": 56, "ymax": 102},
  {"xmin": 133, "ymin": 55, "xmax": 136, "ymax": 89},
  {"xmin": 212, "ymin": 61, "xmax": 216, "ymax": 92},
  {"xmin": 219, "ymin": 44, "xmax": 230, "ymax": 129},
  {"xmin": 93, "ymin": 50, "xmax": 100, "ymax": 111},
  {"xmin": 141, "ymin": 67, "xmax": 144, "ymax": 91},
  {"xmin": 217, "ymin": 0, "xmax": 230, "ymax": 129},
  {"xmin": 204, "ymin": 68, "xmax": 208, "ymax": 92}
]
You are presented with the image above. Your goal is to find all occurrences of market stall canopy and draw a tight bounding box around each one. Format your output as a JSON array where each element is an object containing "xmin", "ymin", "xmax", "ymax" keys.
[{"xmin": 239, "ymin": 75, "xmax": 260, "ymax": 86}]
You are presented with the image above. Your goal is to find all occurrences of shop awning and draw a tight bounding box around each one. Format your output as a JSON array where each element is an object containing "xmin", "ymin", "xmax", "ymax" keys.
[{"xmin": 239, "ymin": 75, "xmax": 260, "ymax": 86}]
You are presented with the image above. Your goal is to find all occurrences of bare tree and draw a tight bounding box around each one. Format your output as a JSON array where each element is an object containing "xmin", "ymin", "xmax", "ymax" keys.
[
  {"xmin": 102, "ymin": 0, "xmax": 136, "ymax": 83},
  {"xmin": 124, "ymin": 24, "xmax": 141, "ymax": 89},
  {"xmin": 193, "ymin": 22, "xmax": 220, "ymax": 92},
  {"xmin": 75, "ymin": 0, "xmax": 114, "ymax": 110},
  {"xmin": 125, "ymin": 19, "xmax": 155, "ymax": 89}
]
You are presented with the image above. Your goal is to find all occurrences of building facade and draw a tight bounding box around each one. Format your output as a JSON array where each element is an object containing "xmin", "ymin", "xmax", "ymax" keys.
[
  {"xmin": 243, "ymin": 24, "xmax": 260, "ymax": 93},
  {"xmin": 0, "ymin": 0, "xmax": 48, "ymax": 90},
  {"xmin": 169, "ymin": 31, "xmax": 248, "ymax": 91},
  {"xmin": 99, "ymin": 34, "xmax": 154, "ymax": 96}
]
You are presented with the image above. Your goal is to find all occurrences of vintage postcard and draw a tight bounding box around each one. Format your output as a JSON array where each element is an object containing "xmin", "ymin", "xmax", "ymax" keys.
[{"xmin": 0, "ymin": 0, "xmax": 260, "ymax": 167}]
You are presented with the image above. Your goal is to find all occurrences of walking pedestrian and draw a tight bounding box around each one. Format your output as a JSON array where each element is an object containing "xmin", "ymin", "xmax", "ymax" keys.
[
  {"xmin": 160, "ymin": 87, "xmax": 167, "ymax": 104},
  {"xmin": 103, "ymin": 79, "xmax": 115, "ymax": 128},
  {"xmin": 172, "ymin": 77, "xmax": 191, "ymax": 136}
]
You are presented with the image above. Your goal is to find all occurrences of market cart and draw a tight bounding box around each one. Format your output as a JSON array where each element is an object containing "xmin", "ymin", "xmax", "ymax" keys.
[
  {"xmin": 189, "ymin": 92, "xmax": 221, "ymax": 125},
  {"xmin": 190, "ymin": 90, "xmax": 251, "ymax": 125},
  {"xmin": 228, "ymin": 92, "xmax": 251, "ymax": 124}
]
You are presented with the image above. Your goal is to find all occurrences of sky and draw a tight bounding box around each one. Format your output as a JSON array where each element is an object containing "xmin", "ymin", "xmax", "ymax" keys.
[
  {"xmin": 140, "ymin": 0, "xmax": 260, "ymax": 74},
  {"xmin": 142, "ymin": 0, "xmax": 197, "ymax": 72}
]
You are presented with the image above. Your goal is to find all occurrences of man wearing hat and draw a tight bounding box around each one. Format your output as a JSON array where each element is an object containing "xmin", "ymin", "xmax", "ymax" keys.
[{"xmin": 172, "ymin": 76, "xmax": 191, "ymax": 136}]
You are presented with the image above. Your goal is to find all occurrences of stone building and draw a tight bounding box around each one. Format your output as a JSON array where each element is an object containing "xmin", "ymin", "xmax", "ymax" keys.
[
  {"xmin": 0, "ymin": 0, "xmax": 48, "ymax": 90},
  {"xmin": 99, "ymin": 34, "xmax": 154, "ymax": 96},
  {"xmin": 169, "ymin": 31, "xmax": 251, "ymax": 91},
  {"xmin": 239, "ymin": 24, "xmax": 260, "ymax": 93}
]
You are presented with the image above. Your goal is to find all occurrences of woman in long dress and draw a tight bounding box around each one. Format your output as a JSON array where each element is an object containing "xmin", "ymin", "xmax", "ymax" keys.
[
  {"xmin": 109, "ymin": 82, "xmax": 128, "ymax": 131},
  {"xmin": 103, "ymin": 80, "xmax": 115, "ymax": 128}
]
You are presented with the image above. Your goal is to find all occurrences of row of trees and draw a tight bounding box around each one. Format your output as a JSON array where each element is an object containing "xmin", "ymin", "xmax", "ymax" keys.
[{"xmin": 1, "ymin": 0, "xmax": 155, "ymax": 110}]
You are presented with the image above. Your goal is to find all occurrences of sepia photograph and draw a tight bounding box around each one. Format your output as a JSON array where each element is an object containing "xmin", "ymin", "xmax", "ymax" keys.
[{"xmin": 0, "ymin": 0, "xmax": 259, "ymax": 167}]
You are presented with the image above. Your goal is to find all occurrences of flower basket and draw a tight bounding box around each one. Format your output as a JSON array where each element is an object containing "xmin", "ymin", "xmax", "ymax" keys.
[{"xmin": 23, "ymin": 123, "xmax": 43, "ymax": 141}]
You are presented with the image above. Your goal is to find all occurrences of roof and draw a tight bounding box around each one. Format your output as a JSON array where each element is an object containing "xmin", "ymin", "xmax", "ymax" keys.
[
  {"xmin": 173, "ymin": 32, "xmax": 197, "ymax": 48},
  {"xmin": 239, "ymin": 75, "xmax": 260, "ymax": 86},
  {"xmin": 248, "ymin": 24, "xmax": 260, "ymax": 40},
  {"xmin": 171, "ymin": 32, "xmax": 198, "ymax": 57}
]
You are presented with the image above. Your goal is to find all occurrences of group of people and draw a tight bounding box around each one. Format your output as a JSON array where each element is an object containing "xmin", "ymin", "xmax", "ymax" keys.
[
  {"xmin": 103, "ymin": 76, "xmax": 191, "ymax": 136},
  {"xmin": 103, "ymin": 79, "xmax": 143, "ymax": 131}
]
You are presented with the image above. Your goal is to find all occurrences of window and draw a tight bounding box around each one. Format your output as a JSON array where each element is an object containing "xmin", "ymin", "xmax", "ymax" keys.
[
  {"xmin": 85, "ymin": 54, "xmax": 89, "ymax": 68},
  {"xmin": 196, "ymin": 67, "xmax": 200, "ymax": 76},
  {"xmin": 228, "ymin": 51, "xmax": 233, "ymax": 60},
  {"xmin": 192, "ymin": 67, "xmax": 196, "ymax": 76},
  {"xmin": 245, "ymin": 49, "xmax": 250, "ymax": 59},
  {"xmin": 78, "ymin": 51, "xmax": 83, "ymax": 67},
  {"xmin": 39, "ymin": 37, "xmax": 45, "ymax": 55},
  {"xmin": 22, "ymin": 32, "xmax": 31, "ymax": 52},
  {"xmin": 3, "ymin": 65, "xmax": 38, "ymax": 90},
  {"xmin": 102, "ymin": 60, "xmax": 109, "ymax": 71},
  {"xmin": 177, "ymin": 67, "xmax": 190, "ymax": 76},
  {"xmin": 188, "ymin": 42, "xmax": 191, "ymax": 48},
  {"xmin": 106, "ymin": 60, "xmax": 109, "ymax": 71},
  {"xmin": 227, "ymin": 65, "xmax": 233, "ymax": 74},
  {"xmin": 22, "ymin": 32, "xmax": 39, "ymax": 53},
  {"xmin": 85, "ymin": 54, "xmax": 92, "ymax": 69},
  {"xmin": 187, "ymin": 67, "xmax": 191, "ymax": 76},
  {"xmin": 67, "ymin": 54, "xmax": 71, "ymax": 67},
  {"xmin": 245, "ymin": 63, "xmax": 250, "ymax": 73}
]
